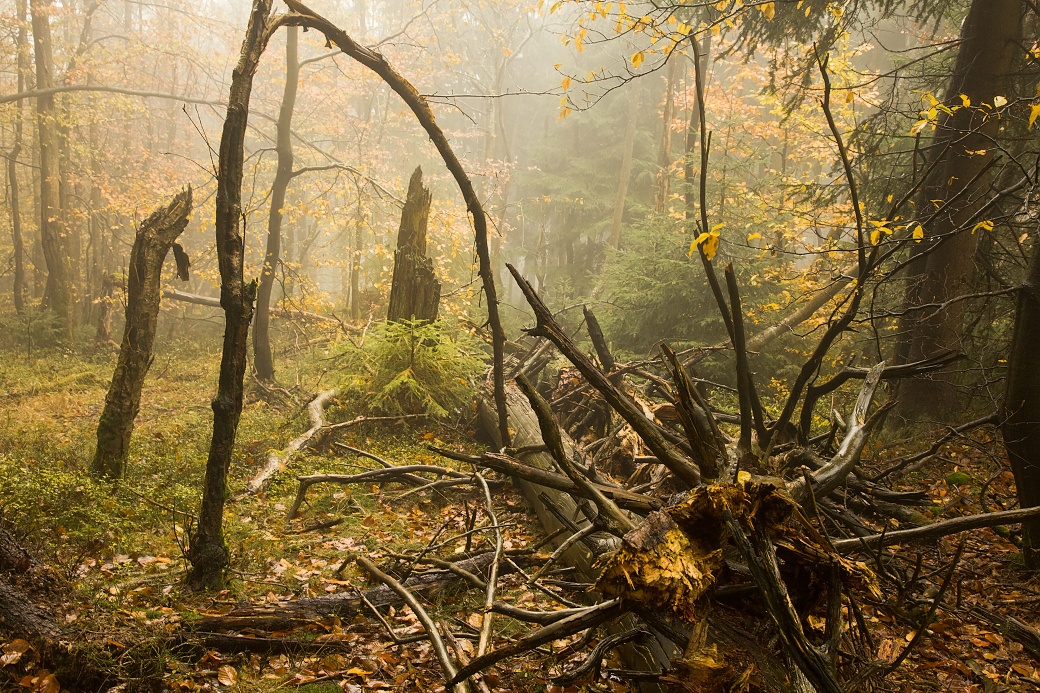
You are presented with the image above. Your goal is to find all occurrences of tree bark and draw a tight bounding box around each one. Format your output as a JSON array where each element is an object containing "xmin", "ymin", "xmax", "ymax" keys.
[
  {"xmin": 387, "ymin": 166, "xmax": 440, "ymax": 322},
  {"xmin": 253, "ymin": 25, "xmax": 299, "ymax": 383},
  {"xmin": 894, "ymin": 0, "xmax": 1022, "ymax": 421},
  {"xmin": 1003, "ymin": 238, "xmax": 1040, "ymax": 569},
  {"xmin": 30, "ymin": 0, "xmax": 73, "ymax": 337},
  {"xmin": 91, "ymin": 189, "xmax": 192, "ymax": 480},
  {"xmin": 187, "ymin": 0, "xmax": 270, "ymax": 590}
]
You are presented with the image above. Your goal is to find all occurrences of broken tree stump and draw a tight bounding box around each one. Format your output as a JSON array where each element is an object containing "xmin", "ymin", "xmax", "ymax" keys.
[
  {"xmin": 387, "ymin": 166, "xmax": 439, "ymax": 323},
  {"xmin": 91, "ymin": 188, "xmax": 193, "ymax": 480}
]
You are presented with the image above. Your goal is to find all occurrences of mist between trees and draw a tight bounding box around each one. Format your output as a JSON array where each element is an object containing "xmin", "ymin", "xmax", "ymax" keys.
[{"xmin": 1, "ymin": 0, "xmax": 1040, "ymax": 691}]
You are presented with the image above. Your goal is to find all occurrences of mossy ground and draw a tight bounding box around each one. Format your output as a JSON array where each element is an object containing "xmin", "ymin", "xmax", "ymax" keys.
[{"xmin": 0, "ymin": 332, "xmax": 571, "ymax": 692}]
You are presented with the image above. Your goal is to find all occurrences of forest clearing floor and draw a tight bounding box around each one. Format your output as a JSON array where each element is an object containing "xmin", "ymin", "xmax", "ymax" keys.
[{"xmin": 0, "ymin": 342, "xmax": 1039, "ymax": 692}]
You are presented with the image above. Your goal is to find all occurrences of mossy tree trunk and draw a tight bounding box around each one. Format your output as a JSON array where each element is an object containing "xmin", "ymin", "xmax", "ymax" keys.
[
  {"xmin": 387, "ymin": 166, "xmax": 439, "ymax": 323},
  {"xmin": 91, "ymin": 189, "xmax": 192, "ymax": 479},
  {"xmin": 186, "ymin": 0, "xmax": 269, "ymax": 591}
]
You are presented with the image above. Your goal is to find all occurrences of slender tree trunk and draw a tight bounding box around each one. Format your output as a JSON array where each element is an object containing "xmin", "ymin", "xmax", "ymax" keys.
[
  {"xmin": 654, "ymin": 58, "xmax": 679, "ymax": 214},
  {"xmin": 187, "ymin": 0, "xmax": 270, "ymax": 590},
  {"xmin": 684, "ymin": 35, "xmax": 711, "ymax": 229},
  {"xmin": 31, "ymin": 0, "xmax": 73, "ymax": 336},
  {"xmin": 253, "ymin": 26, "xmax": 299, "ymax": 382},
  {"xmin": 609, "ymin": 95, "xmax": 638, "ymax": 249},
  {"xmin": 1003, "ymin": 234, "xmax": 1040, "ymax": 569},
  {"xmin": 8, "ymin": 0, "xmax": 28, "ymax": 313},
  {"xmin": 92, "ymin": 189, "xmax": 192, "ymax": 479},
  {"xmin": 350, "ymin": 205, "xmax": 363, "ymax": 321},
  {"xmin": 387, "ymin": 166, "xmax": 439, "ymax": 322},
  {"xmin": 894, "ymin": 0, "xmax": 1022, "ymax": 421}
]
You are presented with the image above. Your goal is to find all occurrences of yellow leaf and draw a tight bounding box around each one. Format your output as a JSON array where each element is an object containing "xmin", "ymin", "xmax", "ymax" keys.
[
  {"xmin": 702, "ymin": 233, "xmax": 720, "ymax": 260},
  {"xmin": 972, "ymin": 220, "xmax": 995, "ymax": 234},
  {"xmin": 959, "ymin": 93, "xmax": 971, "ymax": 108},
  {"xmin": 710, "ymin": 222, "xmax": 725, "ymax": 233},
  {"xmin": 737, "ymin": 470, "xmax": 751, "ymax": 484},
  {"xmin": 870, "ymin": 229, "xmax": 881, "ymax": 245},
  {"xmin": 1029, "ymin": 103, "xmax": 1040, "ymax": 129},
  {"xmin": 561, "ymin": 76, "xmax": 571, "ymax": 91},
  {"xmin": 994, "ymin": 95, "xmax": 1008, "ymax": 108},
  {"xmin": 845, "ymin": 90, "xmax": 854, "ymax": 103},
  {"xmin": 631, "ymin": 51, "xmax": 644, "ymax": 68},
  {"xmin": 912, "ymin": 224, "xmax": 924, "ymax": 242},
  {"xmin": 747, "ymin": 232, "xmax": 762, "ymax": 241},
  {"xmin": 760, "ymin": 2, "xmax": 775, "ymax": 20}
]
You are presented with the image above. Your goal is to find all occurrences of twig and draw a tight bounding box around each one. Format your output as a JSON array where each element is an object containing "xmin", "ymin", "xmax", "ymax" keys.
[
  {"xmin": 551, "ymin": 628, "xmax": 649, "ymax": 686},
  {"xmin": 527, "ymin": 525, "xmax": 600, "ymax": 585},
  {"xmin": 474, "ymin": 472, "xmax": 503, "ymax": 659}
]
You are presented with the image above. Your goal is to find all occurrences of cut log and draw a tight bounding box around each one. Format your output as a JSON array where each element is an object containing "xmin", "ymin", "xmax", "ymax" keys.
[{"xmin": 387, "ymin": 166, "xmax": 440, "ymax": 323}]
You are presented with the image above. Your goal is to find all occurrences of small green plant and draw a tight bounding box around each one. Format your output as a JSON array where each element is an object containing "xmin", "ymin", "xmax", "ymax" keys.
[{"xmin": 333, "ymin": 319, "xmax": 485, "ymax": 418}]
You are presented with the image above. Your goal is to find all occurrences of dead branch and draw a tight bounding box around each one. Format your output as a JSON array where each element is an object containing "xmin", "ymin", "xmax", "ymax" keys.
[
  {"xmin": 357, "ymin": 555, "xmax": 471, "ymax": 692},
  {"xmin": 446, "ymin": 599, "xmax": 624, "ymax": 686},
  {"xmin": 507, "ymin": 263, "xmax": 701, "ymax": 489},
  {"xmin": 831, "ymin": 505, "xmax": 1040, "ymax": 553},
  {"xmin": 431, "ymin": 447, "xmax": 661, "ymax": 514},
  {"xmin": 660, "ymin": 344, "xmax": 726, "ymax": 480},
  {"xmin": 473, "ymin": 472, "xmax": 502, "ymax": 659},
  {"xmin": 246, "ymin": 389, "xmax": 337, "ymax": 494},
  {"xmin": 552, "ymin": 628, "xmax": 649, "ymax": 686},
  {"xmin": 287, "ymin": 465, "xmax": 471, "ymax": 520},
  {"xmin": 788, "ymin": 362, "xmax": 886, "ymax": 504},
  {"xmin": 515, "ymin": 373, "xmax": 636, "ymax": 535}
]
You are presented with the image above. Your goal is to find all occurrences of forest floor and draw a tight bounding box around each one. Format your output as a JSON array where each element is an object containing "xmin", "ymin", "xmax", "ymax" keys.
[{"xmin": 0, "ymin": 339, "xmax": 1039, "ymax": 692}]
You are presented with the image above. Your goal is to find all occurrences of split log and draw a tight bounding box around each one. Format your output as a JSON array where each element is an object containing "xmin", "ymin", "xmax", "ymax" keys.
[
  {"xmin": 91, "ymin": 188, "xmax": 193, "ymax": 480},
  {"xmin": 387, "ymin": 167, "xmax": 439, "ymax": 323},
  {"xmin": 245, "ymin": 389, "xmax": 337, "ymax": 495}
]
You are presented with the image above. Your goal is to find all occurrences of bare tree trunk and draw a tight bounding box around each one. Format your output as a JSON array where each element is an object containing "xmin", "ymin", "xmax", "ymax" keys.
[
  {"xmin": 31, "ymin": 0, "xmax": 73, "ymax": 336},
  {"xmin": 92, "ymin": 189, "xmax": 192, "ymax": 479},
  {"xmin": 253, "ymin": 25, "xmax": 299, "ymax": 382},
  {"xmin": 7, "ymin": 0, "xmax": 28, "ymax": 314},
  {"xmin": 187, "ymin": 0, "xmax": 269, "ymax": 590},
  {"xmin": 350, "ymin": 205, "xmax": 362, "ymax": 321},
  {"xmin": 654, "ymin": 58, "xmax": 679, "ymax": 214},
  {"xmin": 1003, "ymin": 236, "xmax": 1040, "ymax": 569},
  {"xmin": 609, "ymin": 95, "xmax": 638, "ymax": 249},
  {"xmin": 387, "ymin": 166, "xmax": 439, "ymax": 322},
  {"xmin": 894, "ymin": 0, "xmax": 1022, "ymax": 421}
]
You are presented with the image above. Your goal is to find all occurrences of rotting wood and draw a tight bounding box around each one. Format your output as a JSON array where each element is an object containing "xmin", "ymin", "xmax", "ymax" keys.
[
  {"xmin": 92, "ymin": 188, "xmax": 193, "ymax": 480},
  {"xmin": 245, "ymin": 388, "xmax": 337, "ymax": 495},
  {"xmin": 387, "ymin": 166, "xmax": 439, "ymax": 323}
]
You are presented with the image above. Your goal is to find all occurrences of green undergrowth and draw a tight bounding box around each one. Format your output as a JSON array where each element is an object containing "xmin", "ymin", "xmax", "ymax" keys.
[{"xmin": 0, "ymin": 334, "xmax": 505, "ymax": 691}]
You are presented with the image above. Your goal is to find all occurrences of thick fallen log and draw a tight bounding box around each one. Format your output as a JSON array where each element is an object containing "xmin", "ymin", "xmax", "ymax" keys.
[
  {"xmin": 245, "ymin": 389, "xmax": 337, "ymax": 495},
  {"xmin": 192, "ymin": 551, "xmax": 514, "ymax": 633}
]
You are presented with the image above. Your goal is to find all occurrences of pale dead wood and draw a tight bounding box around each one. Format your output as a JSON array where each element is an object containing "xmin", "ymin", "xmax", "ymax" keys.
[{"xmin": 246, "ymin": 389, "xmax": 337, "ymax": 495}]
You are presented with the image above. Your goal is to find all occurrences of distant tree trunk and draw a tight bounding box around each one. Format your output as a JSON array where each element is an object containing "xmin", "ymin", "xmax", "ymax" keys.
[
  {"xmin": 94, "ymin": 271, "xmax": 116, "ymax": 344},
  {"xmin": 187, "ymin": 0, "xmax": 268, "ymax": 591},
  {"xmin": 8, "ymin": 0, "xmax": 28, "ymax": 314},
  {"xmin": 31, "ymin": 0, "xmax": 73, "ymax": 336},
  {"xmin": 684, "ymin": 35, "xmax": 711, "ymax": 227},
  {"xmin": 91, "ymin": 189, "xmax": 192, "ymax": 480},
  {"xmin": 387, "ymin": 166, "xmax": 439, "ymax": 322},
  {"xmin": 654, "ymin": 58, "xmax": 679, "ymax": 214},
  {"xmin": 894, "ymin": 0, "xmax": 1022, "ymax": 421},
  {"xmin": 350, "ymin": 204, "xmax": 363, "ymax": 321},
  {"xmin": 1003, "ymin": 236, "xmax": 1040, "ymax": 569},
  {"xmin": 609, "ymin": 96, "xmax": 638, "ymax": 250},
  {"xmin": 253, "ymin": 26, "xmax": 299, "ymax": 383}
]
